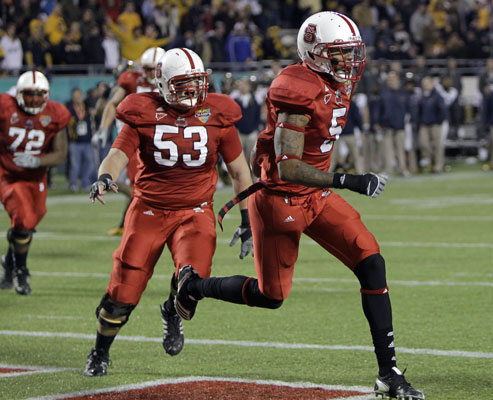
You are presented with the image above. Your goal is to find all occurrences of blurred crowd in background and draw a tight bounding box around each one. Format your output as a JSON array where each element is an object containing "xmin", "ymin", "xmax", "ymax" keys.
[{"xmin": 1, "ymin": 0, "xmax": 493, "ymax": 190}]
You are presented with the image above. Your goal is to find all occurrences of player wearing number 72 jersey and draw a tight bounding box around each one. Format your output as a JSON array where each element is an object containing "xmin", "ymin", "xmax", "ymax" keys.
[
  {"xmin": 83, "ymin": 48, "xmax": 253, "ymax": 376},
  {"xmin": 0, "ymin": 71, "xmax": 70, "ymax": 296}
]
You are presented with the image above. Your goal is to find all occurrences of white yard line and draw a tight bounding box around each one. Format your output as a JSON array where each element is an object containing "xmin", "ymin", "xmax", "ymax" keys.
[
  {"xmin": 0, "ymin": 364, "xmax": 78, "ymax": 378},
  {"xmin": 0, "ymin": 330, "xmax": 491, "ymax": 359},
  {"xmin": 25, "ymin": 315, "xmax": 83, "ymax": 320},
  {"xmin": 26, "ymin": 376, "xmax": 374, "ymax": 400},
  {"xmin": 30, "ymin": 271, "xmax": 493, "ymax": 288},
  {"xmin": 1, "ymin": 231, "xmax": 492, "ymax": 249}
]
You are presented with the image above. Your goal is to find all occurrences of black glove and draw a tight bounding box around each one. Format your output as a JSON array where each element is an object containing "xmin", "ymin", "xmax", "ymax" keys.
[
  {"xmin": 89, "ymin": 173, "xmax": 118, "ymax": 203},
  {"xmin": 333, "ymin": 173, "xmax": 387, "ymax": 198},
  {"xmin": 229, "ymin": 209, "xmax": 253, "ymax": 259}
]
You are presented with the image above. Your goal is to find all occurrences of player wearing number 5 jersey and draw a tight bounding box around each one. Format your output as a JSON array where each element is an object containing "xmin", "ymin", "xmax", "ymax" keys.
[
  {"xmin": 0, "ymin": 71, "xmax": 70, "ymax": 296},
  {"xmin": 83, "ymin": 48, "xmax": 253, "ymax": 376},
  {"xmin": 174, "ymin": 12, "xmax": 424, "ymax": 400}
]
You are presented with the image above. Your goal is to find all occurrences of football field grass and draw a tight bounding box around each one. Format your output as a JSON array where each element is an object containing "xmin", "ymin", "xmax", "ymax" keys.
[{"xmin": 1, "ymin": 164, "xmax": 492, "ymax": 399}]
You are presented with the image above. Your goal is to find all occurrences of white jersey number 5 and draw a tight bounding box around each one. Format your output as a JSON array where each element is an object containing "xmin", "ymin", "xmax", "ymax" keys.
[{"xmin": 320, "ymin": 107, "xmax": 347, "ymax": 153}]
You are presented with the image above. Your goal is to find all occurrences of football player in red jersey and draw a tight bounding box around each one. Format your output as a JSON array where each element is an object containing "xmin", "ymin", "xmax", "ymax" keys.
[
  {"xmin": 0, "ymin": 71, "xmax": 71, "ymax": 295},
  {"xmin": 173, "ymin": 12, "xmax": 425, "ymax": 400},
  {"xmin": 94, "ymin": 47, "xmax": 166, "ymax": 236},
  {"xmin": 83, "ymin": 48, "xmax": 253, "ymax": 376}
]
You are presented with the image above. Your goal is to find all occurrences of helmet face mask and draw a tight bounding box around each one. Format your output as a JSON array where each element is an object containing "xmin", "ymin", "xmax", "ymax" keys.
[
  {"xmin": 311, "ymin": 41, "xmax": 366, "ymax": 82},
  {"xmin": 167, "ymin": 74, "xmax": 208, "ymax": 109},
  {"xmin": 297, "ymin": 11, "xmax": 366, "ymax": 82},
  {"xmin": 16, "ymin": 71, "xmax": 50, "ymax": 115},
  {"xmin": 156, "ymin": 48, "xmax": 209, "ymax": 110}
]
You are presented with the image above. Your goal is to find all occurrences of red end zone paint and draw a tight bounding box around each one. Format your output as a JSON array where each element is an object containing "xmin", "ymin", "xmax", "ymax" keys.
[
  {"xmin": 64, "ymin": 381, "xmax": 370, "ymax": 400},
  {"xmin": 0, "ymin": 367, "xmax": 32, "ymax": 373}
]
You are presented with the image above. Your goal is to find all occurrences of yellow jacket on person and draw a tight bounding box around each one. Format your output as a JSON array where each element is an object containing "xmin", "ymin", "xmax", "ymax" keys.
[{"xmin": 108, "ymin": 21, "xmax": 171, "ymax": 61}]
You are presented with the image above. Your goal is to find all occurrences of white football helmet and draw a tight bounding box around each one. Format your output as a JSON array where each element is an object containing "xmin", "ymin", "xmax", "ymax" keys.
[
  {"xmin": 140, "ymin": 47, "xmax": 166, "ymax": 84},
  {"xmin": 297, "ymin": 11, "xmax": 366, "ymax": 82},
  {"xmin": 155, "ymin": 48, "xmax": 208, "ymax": 109},
  {"xmin": 16, "ymin": 70, "xmax": 50, "ymax": 115}
]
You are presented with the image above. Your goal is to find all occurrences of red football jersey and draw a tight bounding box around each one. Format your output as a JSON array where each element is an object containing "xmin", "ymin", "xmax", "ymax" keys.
[
  {"xmin": 113, "ymin": 92, "xmax": 243, "ymax": 210},
  {"xmin": 255, "ymin": 62, "xmax": 354, "ymax": 195},
  {"xmin": 0, "ymin": 94, "xmax": 71, "ymax": 181},
  {"xmin": 117, "ymin": 70, "xmax": 156, "ymax": 95}
]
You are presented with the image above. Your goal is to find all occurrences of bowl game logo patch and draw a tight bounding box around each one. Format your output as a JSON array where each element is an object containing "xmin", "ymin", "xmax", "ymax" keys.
[
  {"xmin": 40, "ymin": 115, "xmax": 52, "ymax": 127},
  {"xmin": 195, "ymin": 108, "xmax": 211, "ymax": 123}
]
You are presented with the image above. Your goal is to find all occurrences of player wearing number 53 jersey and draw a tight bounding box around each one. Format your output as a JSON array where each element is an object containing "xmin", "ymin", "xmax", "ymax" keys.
[
  {"xmin": 174, "ymin": 12, "xmax": 425, "ymax": 400},
  {"xmin": 0, "ymin": 71, "xmax": 70, "ymax": 296},
  {"xmin": 83, "ymin": 48, "xmax": 253, "ymax": 377}
]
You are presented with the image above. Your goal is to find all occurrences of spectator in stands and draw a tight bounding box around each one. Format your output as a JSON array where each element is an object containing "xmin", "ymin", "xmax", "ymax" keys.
[
  {"xmin": 261, "ymin": 25, "xmax": 287, "ymax": 60},
  {"xmin": 374, "ymin": 18, "xmax": 393, "ymax": 48},
  {"xmin": 152, "ymin": 2, "xmax": 179, "ymax": 39},
  {"xmin": 445, "ymin": 32, "xmax": 466, "ymax": 59},
  {"xmin": 442, "ymin": 57, "xmax": 463, "ymax": 93},
  {"xmin": 417, "ymin": 76, "xmax": 447, "ymax": 173},
  {"xmin": 24, "ymin": 19, "xmax": 53, "ymax": 71},
  {"xmin": 410, "ymin": 54, "xmax": 428, "ymax": 83},
  {"xmin": 231, "ymin": 77, "xmax": 261, "ymax": 164},
  {"xmin": 464, "ymin": 29, "xmax": 487, "ymax": 59},
  {"xmin": 100, "ymin": 0, "xmax": 123, "ymax": 23},
  {"xmin": 102, "ymin": 25, "xmax": 120, "ymax": 72},
  {"xmin": 55, "ymin": 22, "xmax": 84, "ymax": 68},
  {"xmin": 45, "ymin": 4, "xmax": 67, "ymax": 46},
  {"xmin": 410, "ymin": 3, "xmax": 432, "ymax": 54},
  {"xmin": 83, "ymin": 25, "xmax": 106, "ymax": 68},
  {"xmin": 206, "ymin": 21, "xmax": 228, "ymax": 62},
  {"xmin": 0, "ymin": 23, "xmax": 23, "ymax": 76},
  {"xmin": 331, "ymin": 99, "xmax": 364, "ymax": 174},
  {"xmin": 377, "ymin": 71, "xmax": 410, "ymax": 176},
  {"xmin": 106, "ymin": 18, "xmax": 171, "ymax": 61},
  {"xmin": 41, "ymin": 0, "xmax": 57, "ymax": 15},
  {"xmin": 194, "ymin": 28, "xmax": 212, "ymax": 64},
  {"xmin": 352, "ymin": 0, "xmax": 375, "ymax": 48},
  {"xmin": 66, "ymin": 88, "xmax": 97, "ymax": 192},
  {"xmin": 225, "ymin": 22, "xmax": 253, "ymax": 62},
  {"xmin": 117, "ymin": 1, "xmax": 142, "ymax": 34}
]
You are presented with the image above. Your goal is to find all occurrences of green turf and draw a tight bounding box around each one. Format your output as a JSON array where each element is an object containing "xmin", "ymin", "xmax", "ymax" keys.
[{"xmin": 1, "ymin": 163, "xmax": 492, "ymax": 399}]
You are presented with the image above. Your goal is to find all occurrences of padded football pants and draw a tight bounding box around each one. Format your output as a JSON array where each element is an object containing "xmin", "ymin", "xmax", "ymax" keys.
[
  {"xmin": 107, "ymin": 197, "xmax": 216, "ymax": 305},
  {"xmin": 0, "ymin": 173, "xmax": 47, "ymax": 230},
  {"xmin": 248, "ymin": 188, "xmax": 380, "ymax": 301}
]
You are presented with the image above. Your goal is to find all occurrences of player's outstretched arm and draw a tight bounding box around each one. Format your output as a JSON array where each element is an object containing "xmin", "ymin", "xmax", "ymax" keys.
[
  {"xmin": 274, "ymin": 112, "xmax": 387, "ymax": 198},
  {"xmin": 332, "ymin": 172, "xmax": 388, "ymax": 198},
  {"xmin": 89, "ymin": 148, "xmax": 128, "ymax": 204},
  {"xmin": 93, "ymin": 86, "xmax": 126, "ymax": 148},
  {"xmin": 226, "ymin": 153, "xmax": 254, "ymax": 259}
]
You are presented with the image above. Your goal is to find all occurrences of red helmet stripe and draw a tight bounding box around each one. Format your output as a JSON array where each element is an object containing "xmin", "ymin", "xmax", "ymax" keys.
[
  {"xmin": 32, "ymin": 71, "xmax": 36, "ymax": 84},
  {"xmin": 180, "ymin": 48, "xmax": 195, "ymax": 69},
  {"xmin": 335, "ymin": 12, "xmax": 356, "ymax": 36}
]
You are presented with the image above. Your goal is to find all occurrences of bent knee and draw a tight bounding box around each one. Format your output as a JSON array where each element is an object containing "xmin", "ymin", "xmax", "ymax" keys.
[{"xmin": 245, "ymin": 279, "xmax": 284, "ymax": 309}]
